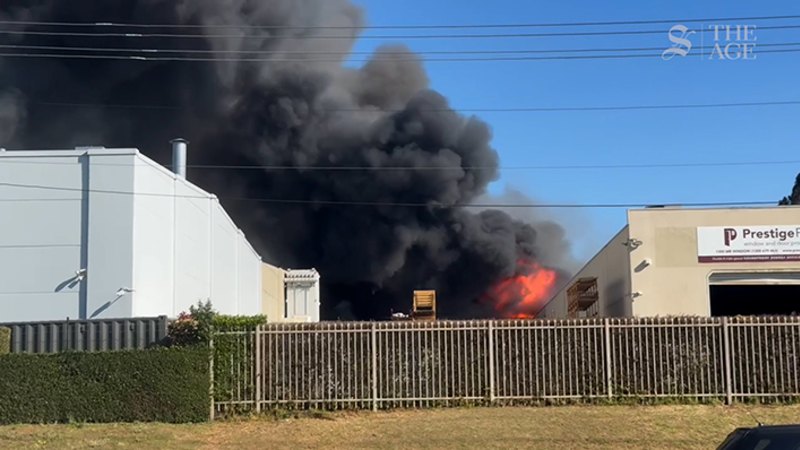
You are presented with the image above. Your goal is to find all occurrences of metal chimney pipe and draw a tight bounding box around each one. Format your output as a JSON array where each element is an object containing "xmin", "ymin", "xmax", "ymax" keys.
[{"xmin": 171, "ymin": 138, "xmax": 188, "ymax": 179}]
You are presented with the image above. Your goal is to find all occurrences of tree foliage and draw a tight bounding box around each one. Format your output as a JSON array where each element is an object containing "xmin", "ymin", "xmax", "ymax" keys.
[{"xmin": 779, "ymin": 173, "xmax": 800, "ymax": 205}]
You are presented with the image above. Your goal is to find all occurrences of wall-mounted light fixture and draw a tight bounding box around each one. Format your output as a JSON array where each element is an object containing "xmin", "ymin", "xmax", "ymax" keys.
[
  {"xmin": 634, "ymin": 258, "xmax": 652, "ymax": 273},
  {"xmin": 622, "ymin": 238, "xmax": 643, "ymax": 250},
  {"xmin": 115, "ymin": 287, "xmax": 135, "ymax": 297}
]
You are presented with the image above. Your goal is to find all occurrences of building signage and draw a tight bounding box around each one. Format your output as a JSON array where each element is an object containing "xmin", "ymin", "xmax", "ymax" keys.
[{"xmin": 697, "ymin": 226, "xmax": 800, "ymax": 263}]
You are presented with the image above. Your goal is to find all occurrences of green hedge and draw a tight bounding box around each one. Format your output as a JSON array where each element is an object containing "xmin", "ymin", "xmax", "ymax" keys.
[
  {"xmin": 209, "ymin": 316, "xmax": 266, "ymax": 410},
  {"xmin": 0, "ymin": 327, "xmax": 9, "ymax": 355},
  {"xmin": 165, "ymin": 301, "xmax": 267, "ymax": 411},
  {"xmin": 0, "ymin": 347, "xmax": 209, "ymax": 424},
  {"xmin": 213, "ymin": 315, "xmax": 267, "ymax": 330}
]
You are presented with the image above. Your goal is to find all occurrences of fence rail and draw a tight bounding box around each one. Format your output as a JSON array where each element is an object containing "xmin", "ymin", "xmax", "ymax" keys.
[
  {"xmin": 0, "ymin": 316, "xmax": 169, "ymax": 353},
  {"xmin": 212, "ymin": 317, "xmax": 800, "ymax": 415}
]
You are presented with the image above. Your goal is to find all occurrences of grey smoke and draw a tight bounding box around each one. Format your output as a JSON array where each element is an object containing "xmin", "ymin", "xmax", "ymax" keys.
[
  {"xmin": 473, "ymin": 187, "xmax": 581, "ymax": 275},
  {"xmin": 0, "ymin": 0, "xmax": 572, "ymax": 319}
]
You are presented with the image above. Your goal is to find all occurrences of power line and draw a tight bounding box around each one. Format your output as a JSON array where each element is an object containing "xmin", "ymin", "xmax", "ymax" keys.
[
  {"xmin": 0, "ymin": 41, "xmax": 797, "ymax": 57},
  {"xmin": 0, "ymin": 47, "xmax": 796, "ymax": 63},
  {"xmin": 176, "ymin": 160, "xmax": 800, "ymax": 171},
  {"xmin": 2, "ymin": 158, "xmax": 800, "ymax": 171},
  {"xmin": 23, "ymin": 99, "xmax": 800, "ymax": 114},
  {"xmin": 0, "ymin": 14, "xmax": 797, "ymax": 30},
  {"xmin": 0, "ymin": 181, "xmax": 777, "ymax": 209},
  {"xmin": 0, "ymin": 23, "xmax": 797, "ymax": 40}
]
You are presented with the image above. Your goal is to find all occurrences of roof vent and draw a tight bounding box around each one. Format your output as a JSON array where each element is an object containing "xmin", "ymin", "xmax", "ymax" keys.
[{"xmin": 171, "ymin": 138, "xmax": 188, "ymax": 179}]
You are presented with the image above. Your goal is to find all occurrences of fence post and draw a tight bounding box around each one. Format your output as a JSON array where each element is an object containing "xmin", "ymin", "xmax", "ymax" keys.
[
  {"xmin": 371, "ymin": 322, "xmax": 378, "ymax": 411},
  {"xmin": 209, "ymin": 334, "xmax": 215, "ymax": 421},
  {"xmin": 603, "ymin": 318, "xmax": 613, "ymax": 399},
  {"xmin": 722, "ymin": 317, "xmax": 733, "ymax": 405},
  {"xmin": 255, "ymin": 325, "xmax": 262, "ymax": 413},
  {"xmin": 488, "ymin": 321, "xmax": 495, "ymax": 403}
]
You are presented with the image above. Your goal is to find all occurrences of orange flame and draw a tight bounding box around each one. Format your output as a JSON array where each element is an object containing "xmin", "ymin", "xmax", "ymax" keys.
[
  {"xmin": 485, "ymin": 259, "xmax": 558, "ymax": 319},
  {"xmin": 509, "ymin": 313, "xmax": 535, "ymax": 320}
]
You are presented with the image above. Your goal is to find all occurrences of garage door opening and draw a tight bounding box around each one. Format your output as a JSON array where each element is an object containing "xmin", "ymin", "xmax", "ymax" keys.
[{"xmin": 709, "ymin": 272, "xmax": 800, "ymax": 316}]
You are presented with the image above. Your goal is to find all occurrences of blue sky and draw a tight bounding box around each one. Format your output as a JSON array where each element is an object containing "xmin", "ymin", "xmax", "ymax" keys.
[{"xmin": 350, "ymin": 0, "xmax": 800, "ymax": 262}]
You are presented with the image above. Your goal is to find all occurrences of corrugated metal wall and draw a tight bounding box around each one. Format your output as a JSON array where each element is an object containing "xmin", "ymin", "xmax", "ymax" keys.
[{"xmin": 0, "ymin": 316, "xmax": 169, "ymax": 353}]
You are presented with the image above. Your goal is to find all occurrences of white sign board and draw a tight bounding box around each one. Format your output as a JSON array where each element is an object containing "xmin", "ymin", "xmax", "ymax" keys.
[{"xmin": 697, "ymin": 226, "xmax": 800, "ymax": 263}]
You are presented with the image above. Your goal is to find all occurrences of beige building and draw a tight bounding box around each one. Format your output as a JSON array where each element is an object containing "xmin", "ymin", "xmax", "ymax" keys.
[
  {"xmin": 540, "ymin": 206, "xmax": 800, "ymax": 318},
  {"xmin": 261, "ymin": 263, "xmax": 287, "ymax": 322},
  {"xmin": 260, "ymin": 263, "xmax": 322, "ymax": 323}
]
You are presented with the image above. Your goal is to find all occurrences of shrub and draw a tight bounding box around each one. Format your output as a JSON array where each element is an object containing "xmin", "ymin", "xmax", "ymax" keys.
[
  {"xmin": 0, "ymin": 327, "xmax": 9, "ymax": 355},
  {"xmin": 165, "ymin": 301, "xmax": 267, "ymax": 412},
  {"xmin": 208, "ymin": 313, "xmax": 266, "ymax": 409},
  {"xmin": 213, "ymin": 314, "xmax": 268, "ymax": 330},
  {"xmin": 167, "ymin": 301, "xmax": 267, "ymax": 347},
  {"xmin": 0, "ymin": 347, "xmax": 210, "ymax": 424},
  {"xmin": 167, "ymin": 311, "xmax": 204, "ymax": 347}
]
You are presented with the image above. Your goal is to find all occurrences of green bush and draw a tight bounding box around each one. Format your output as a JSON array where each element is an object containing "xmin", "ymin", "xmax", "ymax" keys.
[
  {"xmin": 0, "ymin": 327, "xmax": 9, "ymax": 355},
  {"xmin": 210, "ymin": 312, "xmax": 266, "ymax": 409},
  {"xmin": 167, "ymin": 301, "xmax": 267, "ymax": 347},
  {"xmin": 0, "ymin": 347, "xmax": 209, "ymax": 424},
  {"xmin": 165, "ymin": 301, "xmax": 267, "ymax": 412},
  {"xmin": 213, "ymin": 314, "xmax": 267, "ymax": 330}
]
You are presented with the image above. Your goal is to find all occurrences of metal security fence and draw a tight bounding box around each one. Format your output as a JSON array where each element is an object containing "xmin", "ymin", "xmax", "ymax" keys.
[
  {"xmin": 492, "ymin": 321, "xmax": 606, "ymax": 400},
  {"xmin": 608, "ymin": 318, "xmax": 725, "ymax": 399},
  {"xmin": 728, "ymin": 317, "xmax": 800, "ymax": 400},
  {"xmin": 212, "ymin": 317, "xmax": 800, "ymax": 415},
  {"xmin": 1, "ymin": 316, "xmax": 169, "ymax": 353}
]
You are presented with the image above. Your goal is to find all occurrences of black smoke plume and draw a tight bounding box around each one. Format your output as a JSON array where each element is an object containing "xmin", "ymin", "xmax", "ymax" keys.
[{"xmin": 0, "ymin": 0, "xmax": 572, "ymax": 319}]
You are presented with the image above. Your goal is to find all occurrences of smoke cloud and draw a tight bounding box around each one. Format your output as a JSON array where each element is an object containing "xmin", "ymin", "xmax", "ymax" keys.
[
  {"xmin": 473, "ymin": 187, "xmax": 582, "ymax": 275},
  {"xmin": 0, "ymin": 0, "xmax": 572, "ymax": 319}
]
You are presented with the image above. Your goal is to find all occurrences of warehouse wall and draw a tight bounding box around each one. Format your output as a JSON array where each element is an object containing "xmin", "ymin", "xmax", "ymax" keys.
[
  {"xmin": 131, "ymin": 154, "xmax": 262, "ymax": 317},
  {"xmin": 237, "ymin": 237, "xmax": 261, "ymax": 315},
  {"xmin": 131, "ymin": 156, "xmax": 174, "ymax": 317},
  {"xmin": 84, "ymin": 153, "xmax": 136, "ymax": 320},
  {"xmin": 0, "ymin": 150, "xmax": 137, "ymax": 322},
  {"xmin": 539, "ymin": 227, "xmax": 632, "ymax": 318},
  {"xmin": 628, "ymin": 207, "xmax": 800, "ymax": 317},
  {"xmin": 210, "ymin": 204, "xmax": 239, "ymax": 314},
  {"xmin": 261, "ymin": 263, "xmax": 286, "ymax": 322},
  {"xmin": 0, "ymin": 152, "xmax": 86, "ymax": 321},
  {"xmin": 0, "ymin": 148, "xmax": 263, "ymax": 322},
  {"xmin": 173, "ymin": 180, "xmax": 212, "ymax": 312}
]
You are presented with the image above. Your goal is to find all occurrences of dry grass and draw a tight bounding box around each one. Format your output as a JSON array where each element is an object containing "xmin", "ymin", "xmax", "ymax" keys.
[{"xmin": 0, "ymin": 405, "xmax": 798, "ymax": 450}]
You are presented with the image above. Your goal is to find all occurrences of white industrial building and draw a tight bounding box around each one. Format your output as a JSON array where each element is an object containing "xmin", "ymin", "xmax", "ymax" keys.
[
  {"xmin": 0, "ymin": 141, "xmax": 264, "ymax": 322},
  {"xmin": 285, "ymin": 269, "xmax": 322, "ymax": 323},
  {"xmin": 261, "ymin": 265, "xmax": 322, "ymax": 323}
]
